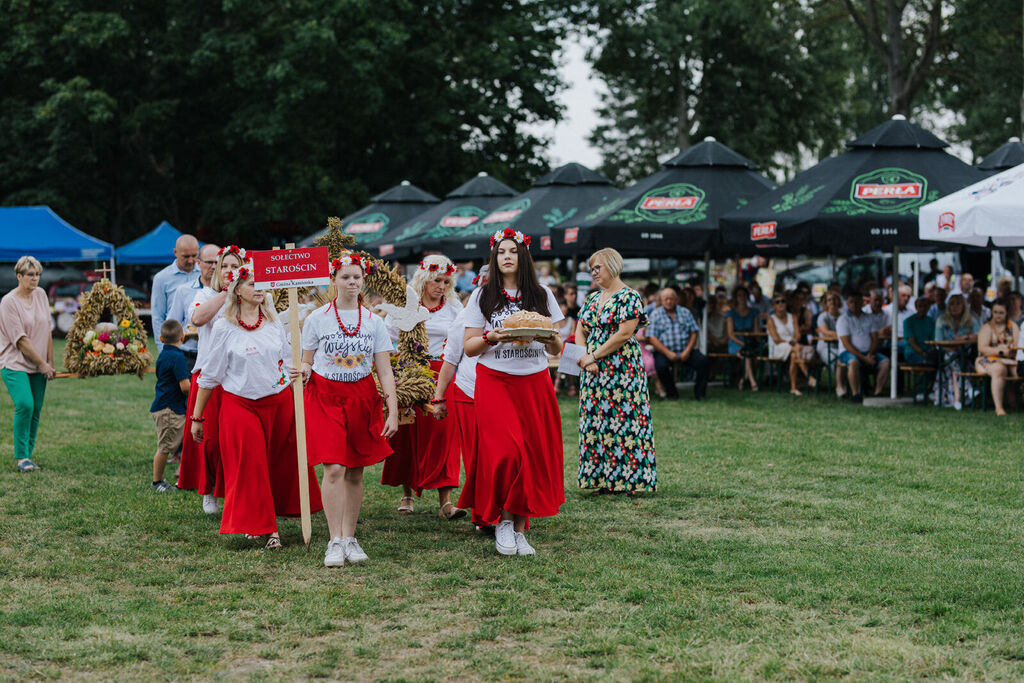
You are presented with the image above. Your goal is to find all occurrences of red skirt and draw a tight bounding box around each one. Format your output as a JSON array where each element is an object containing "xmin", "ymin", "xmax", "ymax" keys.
[
  {"xmin": 457, "ymin": 365, "xmax": 564, "ymax": 525},
  {"xmin": 305, "ymin": 372, "xmax": 392, "ymax": 468},
  {"xmin": 452, "ymin": 384, "xmax": 487, "ymax": 526},
  {"xmin": 176, "ymin": 372, "xmax": 224, "ymax": 497},
  {"xmin": 381, "ymin": 360, "xmax": 460, "ymax": 492},
  {"xmin": 218, "ymin": 388, "xmax": 323, "ymax": 535}
]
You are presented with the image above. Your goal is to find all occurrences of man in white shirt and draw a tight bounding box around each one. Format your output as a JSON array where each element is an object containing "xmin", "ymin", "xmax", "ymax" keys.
[
  {"xmin": 947, "ymin": 272, "xmax": 973, "ymax": 299},
  {"xmin": 151, "ymin": 235, "xmax": 199, "ymax": 352},
  {"xmin": 839, "ymin": 291, "xmax": 890, "ymax": 402},
  {"xmin": 861, "ymin": 288, "xmax": 890, "ymax": 342},
  {"xmin": 881, "ymin": 284, "xmax": 915, "ymax": 353}
]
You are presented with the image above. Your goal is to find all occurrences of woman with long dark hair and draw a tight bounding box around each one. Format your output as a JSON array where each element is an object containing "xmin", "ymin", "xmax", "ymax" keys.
[{"xmin": 461, "ymin": 228, "xmax": 565, "ymax": 556}]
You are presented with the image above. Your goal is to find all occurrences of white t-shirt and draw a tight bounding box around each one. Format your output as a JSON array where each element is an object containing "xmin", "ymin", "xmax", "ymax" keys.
[
  {"xmin": 197, "ymin": 318, "xmax": 292, "ymax": 400},
  {"xmin": 837, "ymin": 312, "xmax": 875, "ymax": 354},
  {"xmin": 464, "ymin": 287, "xmax": 564, "ymax": 376},
  {"xmin": 860, "ymin": 306, "xmax": 889, "ymax": 334},
  {"xmin": 386, "ymin": 298, "xmax": 463, "ymax": 359},
  {"xmin": 881, "ymin": 302, "xmax": 915, "ymax": 339},
  {"xmin": 441, "ymin": 308, "xmax": 477, "ymax": 398},
  {"xmin": 190, "ymin": 286, "xmax": 223, "ymax": 373},
  {"xmin": 301, "ymin": 303, "xmax": 392, "ymax": 382}
]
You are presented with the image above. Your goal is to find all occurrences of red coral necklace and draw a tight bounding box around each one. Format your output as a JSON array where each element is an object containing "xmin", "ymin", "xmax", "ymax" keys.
[
  {"xmin": 237, "ymin": 309, "xmax": 264, "ymax": 331},
  {"xmin": 501, "ymin": 287, "xmax": 521, "ymax": 304},
  {"xmin": 425, "ymin": 299, "xmax": 445, "ymax": 313},
  {"xmin": 334, "ymin": 300, "xmax": 362, "ymax": 336}
]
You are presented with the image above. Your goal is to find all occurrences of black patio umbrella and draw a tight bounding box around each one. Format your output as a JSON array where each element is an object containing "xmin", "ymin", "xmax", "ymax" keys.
[
  {"xmin": 719, "ymin": 115, "xmax": 985, "ymax": 257},
  {"xmin": 297, "ymin": 180, "xmax": 440, "ymax": 248},
  {"xmin": 549, "ymin": 137, "xmax": 774, "ymax": 257},
  {"xmin": 436, "ymin": 162, "xmax": 619, "ymax": 260},
  {"xmin": 977, "ymin": 137, "xmax": 1024, "ymax": 175},
  {"xmin": 365, "ymin": 173, "xmax": 517, "ymax": 260}
]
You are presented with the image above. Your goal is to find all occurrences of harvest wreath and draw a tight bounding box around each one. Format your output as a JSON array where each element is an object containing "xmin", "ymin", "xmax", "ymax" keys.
[
  {"xmin": 63, "ymin": 279, "xmax": 153, "ymax": 378},
  {"xmin": 314, "ymin": 216, "xmax": 434, "ymax": 408}
]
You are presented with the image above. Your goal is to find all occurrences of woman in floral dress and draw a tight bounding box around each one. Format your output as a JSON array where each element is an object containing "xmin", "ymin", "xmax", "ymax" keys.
[{"xmin": 575, "ymin": 248, "xmax": 656, "ymax": 494}]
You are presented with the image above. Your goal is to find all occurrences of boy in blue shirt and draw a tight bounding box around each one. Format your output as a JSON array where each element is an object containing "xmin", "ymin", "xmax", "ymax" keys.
[{"xmin": 150, "ymin": 319, "xmax": 190, "ymax": 491}]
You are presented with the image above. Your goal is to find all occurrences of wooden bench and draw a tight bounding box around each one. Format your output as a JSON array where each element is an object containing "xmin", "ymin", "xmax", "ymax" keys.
[
  {"xmin": 958, "ymin": 372, "xmax": 1024, "ymax": 411},
  {"xmin": 899, "ymin": 364, "xmax": 936, "ymax": 404}
]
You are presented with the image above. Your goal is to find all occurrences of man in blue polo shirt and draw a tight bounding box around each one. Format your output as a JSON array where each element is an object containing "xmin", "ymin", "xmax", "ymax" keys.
[
  {"xmin": 151, "ymin": 234, "xmax": 199, "ymax": 352},
  {"xmin": 647, "ymin": 287, "xmax": 709, "ymax": 401}
]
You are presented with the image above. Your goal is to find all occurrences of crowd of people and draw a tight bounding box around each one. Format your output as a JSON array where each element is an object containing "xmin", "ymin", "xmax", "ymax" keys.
[{"xmin": 5, "ymin": 241, "xmax": 1023, "ymax": 565}]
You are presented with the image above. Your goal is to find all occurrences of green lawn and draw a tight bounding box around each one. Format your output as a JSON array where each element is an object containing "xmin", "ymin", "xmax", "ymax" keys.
[{"xmin": 0, "ymin": 342, "xmax": 1022, "ymax": 679}]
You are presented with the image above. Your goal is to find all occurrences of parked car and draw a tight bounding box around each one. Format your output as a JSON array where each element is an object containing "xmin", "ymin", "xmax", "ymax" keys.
[
  {"xmin": 0, "ymin": 262, "xmax": 87, "ymax": 298},
  {"xmin": 49, "ymin": 281, "xmax": 151, "ymax": 336}
]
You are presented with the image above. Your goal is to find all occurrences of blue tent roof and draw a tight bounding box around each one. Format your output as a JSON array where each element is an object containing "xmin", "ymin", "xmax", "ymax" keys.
[
  {"xmin": 0, "ymin": 206, "xmax": 113, "ymax": 261},
  {"xmin": 115, "ymin": 221, "xmax": 192, "ymax": 264}
]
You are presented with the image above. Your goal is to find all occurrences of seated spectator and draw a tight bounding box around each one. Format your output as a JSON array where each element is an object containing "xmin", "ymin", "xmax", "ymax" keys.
[
  {"xmin": 796, "ymin": 281, "xmax": 820, "ymax": 318},
  {"xmin": 815, "ymin": 293, "xmax": 846, "ymax": 398},
  {"xmin": 706, "ymin": 292, "xmax": 728, "ymax": 354},
  {"xmin": 882, "ymin": 285, "xmax": 915, "ymax": 354},
  {"xmin": 862, "ymin": 288, "xmax": 891, "ymax": 346},
  {"xmin": 948, "ymin": 272, "xmax": 973, "ymax": 298},
  {"xmin": 995, "ymin": 276, "xmax": 1013, "ymax": 300},
  {"xmin": 563, "ymin": 284, "xmax": 580, "ymax": 319},
  {"xmin": 726, "ymin": 285, "xmax": 760, "ymax": 391},
  {"xmin": 933, "ymin": 294, "xmax": 979, "ymax": 409},
  {"xmin": 1008, "ymin": 291, "xmax": 1023, "ymax": 327},
  {"xmin": 635, "ymin": 324, "xmax": 666, "ymax": 398},
  {"xmin": 936, "ymin": 264, "xmax": 953, "ymax": 291},
  {"xmin": 790, "ymin": 288, "xmax": 814, "ymax": 343},
  {"xmin": 968, "ymin": 287, "xmax": 991, "ymax": 326},
  {"xmin": 749, "ymin": 281, "xmax": 772, "ymax": 322},
  {"xmin": 974, "ymin": 298, "xmax": 1019, "ymax": 416},
  {"xmin": 928, "ymin": 285, "xmax": 946, "ymax": 319},
  {"xmin": 646, "ymin": 288, "xmax": 709, "ymax": 401},
  {"xmin": 767, "ymin": 293, "xmax": 814, "ymax": 396},
  {"xmin": 838, "ymin": 291, "xmax": 890, "ymax": 402},
  {"xmin": 902, "ymin": 296, "xmax": 939, "ymax": 401}
]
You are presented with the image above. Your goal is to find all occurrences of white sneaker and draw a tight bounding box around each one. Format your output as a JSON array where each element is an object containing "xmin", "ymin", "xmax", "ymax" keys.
[
  {"xmin": 495, "ymin": 520, "xmax": 516, "ymax": 555},
  {"xmin": 202, "ymin": 494, "xmax": 219, "ymax": 515},
  {"xmin": 342, "ymin": 536, "xmax": 368, "ymax": 563},
  {"xmin": 324, "ymin": 537, "xmax": 345, "ymax": 567},
  {"xmin": 514, "ymin": 532, "xmax": 536, "ymax": 556},
  {"xmin": 953, "ymin": 400, "xmax": 963, "ymax": 411}
]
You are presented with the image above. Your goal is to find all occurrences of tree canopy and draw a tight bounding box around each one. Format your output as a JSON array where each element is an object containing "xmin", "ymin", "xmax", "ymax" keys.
[
  {"xmin": 1, "ymin": 0, "xmax": 1019, "ymax": 244},
  {"xmin": 0, "ymin": 0, "xmax": 569, "ymax": 244}
]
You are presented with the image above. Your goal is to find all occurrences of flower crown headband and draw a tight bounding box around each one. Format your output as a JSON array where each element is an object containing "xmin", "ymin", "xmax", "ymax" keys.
[
  {"xmin": 217, "ymin": 245, "xmax": 247, "ymax": 261},
  {"xmin": 331, "ymin": 252, "xmax": 364, "ymax": 277},
  {"xmin": 224, "ymin": 265, "xmax": 252, "ymax": 285},
  {"xmin": 490, "ymin": 227, "xmax": 530, "ymax": 247},
  {"xmin": 419, "ymin": 261, "xmax": 455, "ymax": 276}
]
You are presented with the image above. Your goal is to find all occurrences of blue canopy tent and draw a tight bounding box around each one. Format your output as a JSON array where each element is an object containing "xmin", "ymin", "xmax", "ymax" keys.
[
  {"xmin": 115, "ymin": 221, "xmax": 194, "ymax": 264},
  {"xmin": 1, "ymin": 206, "xmax": 114, "ymax": 262},
  {"xmin": 1, "ymin": 206, "xmax": 116, "ymax": 286}
]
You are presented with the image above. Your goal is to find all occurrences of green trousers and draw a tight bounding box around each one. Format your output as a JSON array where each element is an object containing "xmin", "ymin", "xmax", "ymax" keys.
[{"xmin": 1, "ymin": 368, "xmax": 47, "ymax": 461}]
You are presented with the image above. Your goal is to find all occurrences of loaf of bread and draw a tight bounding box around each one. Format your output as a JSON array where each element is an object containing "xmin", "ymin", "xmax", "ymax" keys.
[{"xmin": 503, "ymin": 310, "xmax": 553, "ymax": 329}]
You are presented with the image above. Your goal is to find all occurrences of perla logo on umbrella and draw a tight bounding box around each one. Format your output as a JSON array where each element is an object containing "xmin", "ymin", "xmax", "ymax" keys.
[
  {"xmin": 751, "ymin": 221, "xmax": 777, "ymax": 241},
  {"xmin": 849, "ymin": 168, "xmax": 928, "ymax": 214},
  {"xmin": 424, "ymin": 206, "xmax": 487, "ymax": 238},
  {"xmin": 631, "ymin": 183, "xmax": 707, "ymax": 224},
  {"xmin": 345, "ymin": 212, "xmax": 389, "ymax": 235}
]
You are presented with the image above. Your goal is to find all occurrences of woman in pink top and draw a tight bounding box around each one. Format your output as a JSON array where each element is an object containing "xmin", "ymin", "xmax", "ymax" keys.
[{"xmin": 0, "ymin": 256, "xmax": 56, "ymax": 472}]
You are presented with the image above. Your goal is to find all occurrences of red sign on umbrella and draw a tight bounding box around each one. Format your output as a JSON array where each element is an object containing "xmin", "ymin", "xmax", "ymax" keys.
[{"xmin": 250, "ymin": 246, "xmax": 330, "ymax": 290}]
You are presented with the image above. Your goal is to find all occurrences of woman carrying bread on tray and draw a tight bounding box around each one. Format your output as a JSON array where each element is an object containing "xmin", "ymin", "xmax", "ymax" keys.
[
  {"xmin": 381, "ymin": 254, "xmax": 467, "ymax": 520},
  {"xmin": 461, "ymin": 227, "xmax": 565, "ymax": 556}
]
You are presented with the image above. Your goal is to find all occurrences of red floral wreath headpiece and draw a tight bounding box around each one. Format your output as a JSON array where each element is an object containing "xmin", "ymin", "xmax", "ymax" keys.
[
  {"xmin": 217, "ymin": 245, "xmax": 247, "ymax": 261},
  {"xmin": 331, "ymin": 252, "xmax": 365, "ymax": 277},
  {"xmin": 224, "ymin": 265, "xmax": 252, "ymax": 284},
  {"xmin": 419, "ymin": 260, "xmax": 455, "ymax": 276},
  {"xmin": 490, "ymin": 227, "xmax": 530, "ymax": 247}
]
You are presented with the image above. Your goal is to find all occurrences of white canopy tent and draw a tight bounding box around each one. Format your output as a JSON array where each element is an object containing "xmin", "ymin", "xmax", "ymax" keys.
[{"xmin": 918, "ymin": 163, "xmax": 1024, "ymax": 247}]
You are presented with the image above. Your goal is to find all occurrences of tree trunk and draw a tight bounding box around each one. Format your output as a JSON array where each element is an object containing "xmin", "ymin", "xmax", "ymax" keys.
[{"xmin": 887, "ymin": 0, "xmax": 908, "ymax": 115}]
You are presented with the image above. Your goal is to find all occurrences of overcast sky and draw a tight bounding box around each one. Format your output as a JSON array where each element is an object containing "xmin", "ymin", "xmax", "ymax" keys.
[{"xmin": 534, "ymin": 41, "xmax": 604, "ymax": 170}]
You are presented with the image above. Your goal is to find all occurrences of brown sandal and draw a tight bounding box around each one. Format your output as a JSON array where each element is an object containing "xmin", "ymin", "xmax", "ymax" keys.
[
  {"xmin": 439, "ymin": 501, "xmax": 467, "ymax": 521},
  {"xmin": 398, "ymin": 496, "xmax": 415, "ymax": 514}
]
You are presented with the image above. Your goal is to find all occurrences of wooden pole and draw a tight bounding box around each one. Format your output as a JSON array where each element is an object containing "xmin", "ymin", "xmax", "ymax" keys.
[{"xmin": 281, "ymin": 243, "xmax": 312, "ymax": 549}]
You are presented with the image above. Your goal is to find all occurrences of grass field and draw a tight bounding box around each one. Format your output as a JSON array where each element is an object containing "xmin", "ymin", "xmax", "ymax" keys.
[{"xmin": 1, "ymin": 341, "xmax": 1023, "ymax": 679}]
